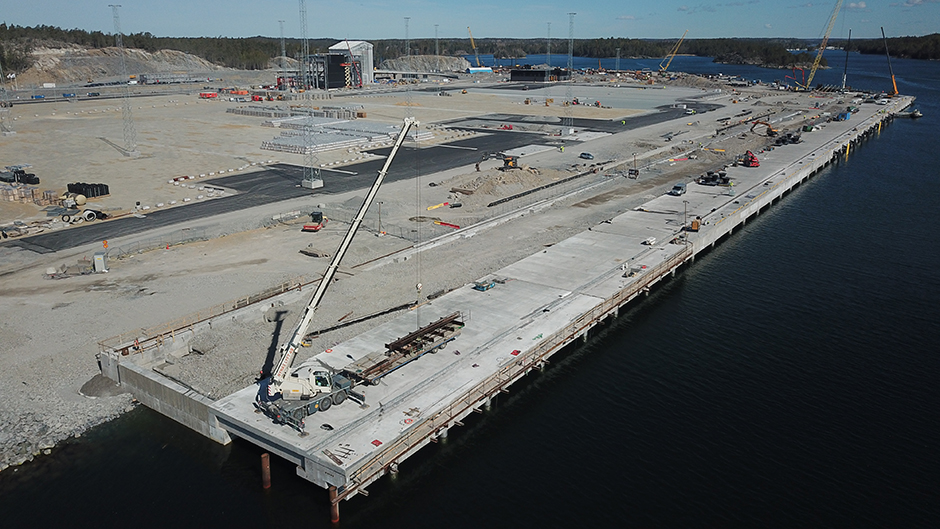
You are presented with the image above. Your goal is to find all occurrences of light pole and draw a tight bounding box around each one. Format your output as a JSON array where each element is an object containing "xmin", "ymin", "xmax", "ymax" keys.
[
  {"xmin": 378, "ymin": 201, "xmax": 384, "ymax": 235},
  {"xmin": 683, "ymin": 200, "xmax": 689, "ymax": 243}
]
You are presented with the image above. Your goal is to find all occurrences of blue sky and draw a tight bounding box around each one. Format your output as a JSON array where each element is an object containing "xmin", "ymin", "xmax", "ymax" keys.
[{"xmin": 3, "ymin": 1, "xmax": 937, "ymax": 40}]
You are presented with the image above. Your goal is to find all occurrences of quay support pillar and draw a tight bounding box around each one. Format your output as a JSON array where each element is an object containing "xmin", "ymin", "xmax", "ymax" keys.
[
  {"xmin": 329, "ymin": 485, "xmax": 340, "ymax": 523},
  {"xmin": 261, "ymin": 453, "xmax": 271, "ymax": 489}
]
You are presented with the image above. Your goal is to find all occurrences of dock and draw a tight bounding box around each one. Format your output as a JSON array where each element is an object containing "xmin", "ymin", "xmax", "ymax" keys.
[{"xmin": 201, "ymin": 96, "xmax": 914, "ymax": 520}]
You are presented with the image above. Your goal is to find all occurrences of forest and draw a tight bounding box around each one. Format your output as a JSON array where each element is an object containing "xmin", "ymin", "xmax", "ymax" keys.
[
  {"xmin": 843, "ymin": 33, "xmax": 940, "ymax": 61},
  {"xmin": 3, "ymin": 23, "xmax": 937, "ymax": 75}
]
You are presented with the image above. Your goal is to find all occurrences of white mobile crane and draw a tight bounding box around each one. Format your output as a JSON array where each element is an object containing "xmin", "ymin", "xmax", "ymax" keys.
[{"xmin": 257, "ymin": 117, "xmax": 418, "ymax": 432}]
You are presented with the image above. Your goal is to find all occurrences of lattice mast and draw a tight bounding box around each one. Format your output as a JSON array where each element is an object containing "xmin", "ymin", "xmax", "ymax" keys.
[
  {"xmin": 564, "ymin": 13, "xmax": 576, "ymax": 130},
  {"xmin": 110, "ymin": 4, "xmax": 138, "ymax": 156}
]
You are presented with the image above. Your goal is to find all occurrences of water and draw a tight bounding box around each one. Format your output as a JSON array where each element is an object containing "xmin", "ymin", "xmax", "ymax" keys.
[{"xmin": 2, "ymin": 54, "xmax": 938, "ymax": 528}]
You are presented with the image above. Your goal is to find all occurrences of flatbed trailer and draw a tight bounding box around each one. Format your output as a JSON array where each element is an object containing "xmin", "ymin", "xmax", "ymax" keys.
[{"xmin": 344, "ymin": 312, "xmax": 464, "ymax": 385}]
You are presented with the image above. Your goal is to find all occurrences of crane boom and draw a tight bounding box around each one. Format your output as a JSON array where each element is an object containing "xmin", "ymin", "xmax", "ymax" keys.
[
  {"xmin": 804, "ymin": 0, "xmax": 844, "ymax": 90},
  {"xmin": 268, "ymin": 117, "xmax": 418, "ymax": 396},
  {"xmin": 881, "ymin": 27, "xmax": 899, "ymax": 96},
  {"xmin": 659, "ymin": 30, "xmax": 688, "ymax": 73},
  {"xmin": 468, "ymin": 27, "xmax": 481, "ymax": 68}
]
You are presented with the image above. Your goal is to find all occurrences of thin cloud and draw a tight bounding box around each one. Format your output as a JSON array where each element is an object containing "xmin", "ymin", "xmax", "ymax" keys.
[
  {"xmin": 844, "ymin": 1, "xmax": 866, "ymax": 9},
  {"xmin": 616, "ymin": 15, "xmax": 636, "ymax": 20},
  {"xmin": 765, "ymin": 23, "xmax": 773, "ymax": 28}
]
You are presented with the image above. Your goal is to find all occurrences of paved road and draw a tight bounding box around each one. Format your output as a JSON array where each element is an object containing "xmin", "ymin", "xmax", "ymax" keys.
[
  {"xmin": 5, "ymin": 130, "xmax": 554, "ymax": 254},
  {"xmin": 7, "ymin": 98, "xmax": 724, "ymax": 254},
  {"xmin": 444, "ymin": 103, "xmax": 723, "ymax": 133}
]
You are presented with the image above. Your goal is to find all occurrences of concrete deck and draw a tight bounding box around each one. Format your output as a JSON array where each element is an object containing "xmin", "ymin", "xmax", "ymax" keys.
[{"xmin": 210, "ymin": 94, "xmax": 915, "ymax": 501}]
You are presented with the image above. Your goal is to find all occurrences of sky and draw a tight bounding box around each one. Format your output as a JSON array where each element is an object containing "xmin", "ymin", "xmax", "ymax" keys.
[{"xmin": 3, "ymin": 0, "xmax": 937, "ymax": 41}]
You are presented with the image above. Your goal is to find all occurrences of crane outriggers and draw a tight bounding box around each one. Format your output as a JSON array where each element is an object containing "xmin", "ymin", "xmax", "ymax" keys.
[{"xmin": 255, "ymin": 117, "xmax": 418, "ymax": 434}]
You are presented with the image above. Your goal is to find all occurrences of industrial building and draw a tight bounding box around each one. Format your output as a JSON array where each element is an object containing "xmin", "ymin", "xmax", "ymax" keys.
[
  {"xmin": 510, "ymin": 67, "xmax": 570, "ymax": 83},
  {"xmin": 278, "ymin": 41, "xmax": 374, "ymax": 90}
]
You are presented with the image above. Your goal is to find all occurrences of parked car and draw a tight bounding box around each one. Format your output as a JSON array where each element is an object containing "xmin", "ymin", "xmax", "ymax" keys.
[
  {"xmin": 668, "ymin": 183, "xmax": 687, "ymax": 196},
  {"xmin": 579, "ymin": 152, "xmax": 594, "ymax": 160}
]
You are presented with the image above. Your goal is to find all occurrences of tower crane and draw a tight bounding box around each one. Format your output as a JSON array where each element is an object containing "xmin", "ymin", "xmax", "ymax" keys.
[
  {"xmin": 801, "ymin": 0, "xmax": 844, "ymax": 90},
  {"xmin": 659, "ymin": 30, "xmax": 688, "ymax": 74},
  {"xmin": 468, "ymin": 27, "xmax": 481, "ymax": 68}
]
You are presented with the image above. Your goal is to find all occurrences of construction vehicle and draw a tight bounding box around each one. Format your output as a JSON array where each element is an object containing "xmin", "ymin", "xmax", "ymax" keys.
[
  {"xmin": 473, "ymin": 280, "xmax": 496, "ymax": 291},
  {"xmin": 257, "ymin": 117, "xmax": 418, "ymax": 434},
  {"xmin": 750, "ymin": 121, "xmax": 778, "ymax": 137},
  {"xmin": 881, "ymin": 27, "xmax": 899, "ymax": 97},
  {"xmin": 800, "ymin": 0, "xmax": 844, "ymax": 90},
  {"xmin": 659, "ymin": 30, "xmax": 688, "ymax": 74},
  {"xmin": 302, "ymin": 211, "xmax": 328, "ymax": 232},
  {"xmin": 500, "ymin": 155, "xmax": 520, "ymax": 170},
  {"xmin": 468, "ymin": 27, "xmax": 482, "ymax": 68},
  {"xmin": 737, "ymin": 151, "xmax": 760, "ymax": 168}
]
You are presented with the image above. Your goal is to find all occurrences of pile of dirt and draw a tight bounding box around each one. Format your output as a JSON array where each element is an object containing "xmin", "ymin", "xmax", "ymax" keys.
[
  {"xmin": 379, "ymin": 55, "xmax": 471, "ymax": 72},
  {"xmin": 16, "ymin": 45, "xmax": 226, "ymax": 85}
]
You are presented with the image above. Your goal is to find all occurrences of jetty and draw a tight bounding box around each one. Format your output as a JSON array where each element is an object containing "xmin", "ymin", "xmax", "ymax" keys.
[{"xmin": 96, "ymin": 90, "xmax": 914, "ymax": 522}]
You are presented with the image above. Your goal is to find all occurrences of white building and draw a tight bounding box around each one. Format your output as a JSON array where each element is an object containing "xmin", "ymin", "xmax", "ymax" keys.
[{"xmin": 328, "ymin": 40, "xmax": 374, "ymax": 86}]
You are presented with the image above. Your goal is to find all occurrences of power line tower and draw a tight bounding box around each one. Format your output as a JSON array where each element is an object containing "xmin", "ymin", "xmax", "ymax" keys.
[
  {"xmin": 299, "ymin": 0, "xmax": 309, "ymax": 90},
  {"xmin": 110, "ymin": 4, "xmax": 139, "ymax": 157},
  {"xmin": 547, "ymin": 22, "xmax": 551, "ymax": 68},
  {"xmin": 0, "ymin": 61, "xmax": 15, "ymax": 136},
  {"xmin": 404, "ymin": 17, "xmax": 411, "ymax": 63},
  {"xmin": 564, "ymin": 13, "xmax": 576, "ymax": 131},
  {"xmin": 297, "ymin": 0, "xmax": 320, "ymax": 189}
]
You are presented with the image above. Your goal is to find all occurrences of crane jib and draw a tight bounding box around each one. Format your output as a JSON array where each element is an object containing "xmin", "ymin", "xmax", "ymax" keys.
[{"xmin": 266, "ymin": 117, "xmax": 418, "ymax": 396}]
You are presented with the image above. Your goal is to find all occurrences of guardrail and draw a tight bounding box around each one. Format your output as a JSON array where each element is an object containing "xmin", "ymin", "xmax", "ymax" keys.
[{"xmin": 337, "ymin": 244, "xmax": 693, "ymax": 501}]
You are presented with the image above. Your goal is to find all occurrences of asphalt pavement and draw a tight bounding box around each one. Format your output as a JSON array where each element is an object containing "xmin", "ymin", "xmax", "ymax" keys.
[{"xmin": 5, "ymin": 130, "xmax": 553, "ymax": 254}]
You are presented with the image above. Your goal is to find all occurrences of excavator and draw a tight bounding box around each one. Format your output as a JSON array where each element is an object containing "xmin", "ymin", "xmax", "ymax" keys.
[
  {"xmin": 750, "ymin": 121, "xmax": 778, "ymax": 137},
  {"xmin": 256, "ymin": 117, "xmax": 418, "ymax": 433}
]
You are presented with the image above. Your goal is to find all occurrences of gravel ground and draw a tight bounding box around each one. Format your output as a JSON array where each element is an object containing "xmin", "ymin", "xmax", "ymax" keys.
[{"xmin": 0, "ymin": 80, "xmax": 837, "ymax": 473}]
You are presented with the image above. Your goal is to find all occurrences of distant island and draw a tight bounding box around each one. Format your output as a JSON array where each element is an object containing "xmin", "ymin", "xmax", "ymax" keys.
[{"xmin": 3, "ymin": 23, "xmax": 938, "ymax": 75}]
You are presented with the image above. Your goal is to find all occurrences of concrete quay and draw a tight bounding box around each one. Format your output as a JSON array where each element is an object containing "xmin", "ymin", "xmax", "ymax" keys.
[{"xmin": 207, "ymin": 95, "xmax": 914, "ymax": 518}]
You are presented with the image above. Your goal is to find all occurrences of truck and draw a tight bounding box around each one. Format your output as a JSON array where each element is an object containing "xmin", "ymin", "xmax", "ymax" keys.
[
  {"xmin": 256, "ymin": 117, "xmax": 419, "ymax": 434},
  {"xmin": 256, "ymin": 370, "xmax": 365, "ymax": 432}
]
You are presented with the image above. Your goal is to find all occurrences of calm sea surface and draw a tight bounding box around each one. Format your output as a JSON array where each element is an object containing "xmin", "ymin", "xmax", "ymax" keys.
[{"xmin": 2, "ymin": 52, "xmax": 938, "ymax": 528}]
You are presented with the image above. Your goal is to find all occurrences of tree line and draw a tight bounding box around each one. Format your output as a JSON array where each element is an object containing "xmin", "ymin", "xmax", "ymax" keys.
[
  {"xmin": 839, "ymin": 33, "xmax": 940, "ymax": 61},
  {"xmin": 4, "ymin": 23, "xmax": 937, "ymax": 75}
]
